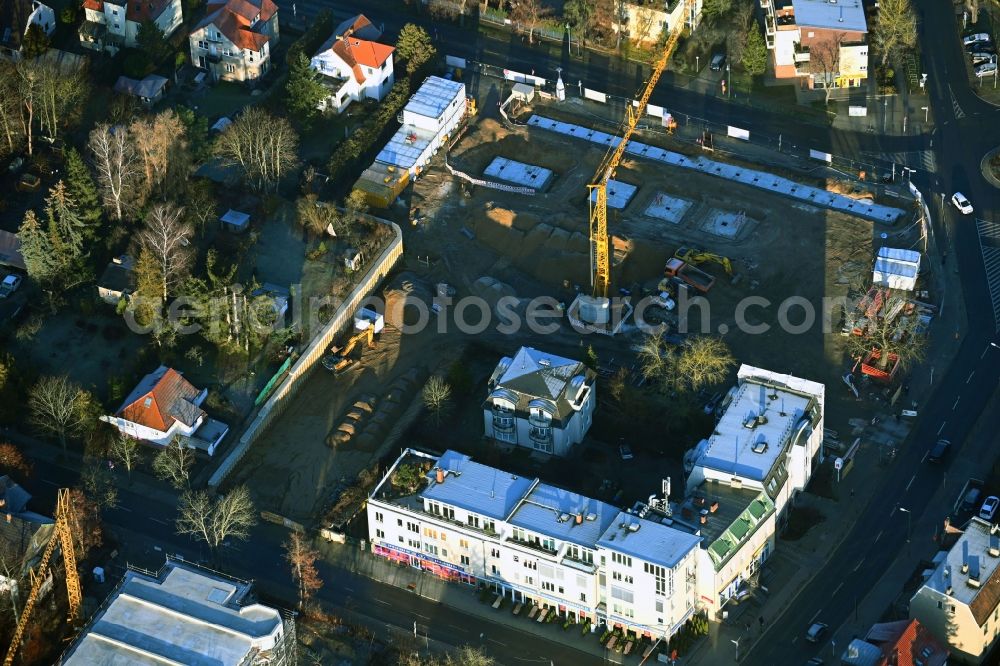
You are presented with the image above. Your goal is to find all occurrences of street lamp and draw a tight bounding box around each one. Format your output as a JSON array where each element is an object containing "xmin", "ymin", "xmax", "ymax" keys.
[
  {"xmin": 727, "ymin": 63, "xmax": 731, "ymax": 98},
  {"xmin": 899, "ymin": 506, "xmax": 911, "ymax": 543},
  {"xmin": 731, "ymin": 638, "xmax": 741, "ymax": 661},
  {"xmin": 696, "ymin": 55, "xmax": 700, "ymax": 75}
]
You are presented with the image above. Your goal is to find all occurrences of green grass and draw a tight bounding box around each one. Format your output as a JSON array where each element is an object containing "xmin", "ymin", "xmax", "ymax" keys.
[{"xmin": 192, "ymin": 82, "xmax": 255, "ymax": 119}]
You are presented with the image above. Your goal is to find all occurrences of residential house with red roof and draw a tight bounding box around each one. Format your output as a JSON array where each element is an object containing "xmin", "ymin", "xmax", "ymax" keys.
[
  {"xmin": 309, "ymin": 14, "xmax": 394, "ymax": 114},
  {"xmin": 910, "ymin": 516, "xmax": 1000, "ymax": 663},
  {"xmin": 188, "ymin": 0, "xmax": 278, "ymax": 84},
  {"xmin": 100, "ymin": 365, "xmax": 229, "ymax": 455},
  {"xmin": 79, "ymin": 0, "xmax": 182, "ymax": 55},
  {"xmin": 0, "ymin": 0, "xmax": 56, "ymax": 62}
]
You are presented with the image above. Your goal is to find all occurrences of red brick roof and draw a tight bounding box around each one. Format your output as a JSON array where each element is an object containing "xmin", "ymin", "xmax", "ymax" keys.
[
  {"xmin": 117, "ymin": 367, "xmax": 204, "ymax": 433},
  {"xmin": 330, "ymin": 37, "xmax": 393, "ymax": 84},
  {"xmin": 124, "ymin": 0, "xmax": 175, "ymax": 24},
  {"xmin": 82, "ymin": 0, "xmax": 103, "ymax": 12},
  {"xmin": 881, "ymin": 619, "xmax": 947, "ymax": 666},
  {"xmin": 196, "ymin": 0, "xmax": 276, "ymax": 51}
]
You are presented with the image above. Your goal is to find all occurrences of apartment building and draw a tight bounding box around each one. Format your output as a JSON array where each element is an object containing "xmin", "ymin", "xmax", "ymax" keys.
[
  {"xmin": 189, "ymin": 0, "xmax": 278, "ymax": 84},
  {"xmin": 612, "ymin": 0, "xmax": 703, "ymax": 46},
  {"xmin": 761, "ymin": 0, "xmax": 868, "ymax": 90},
  {"xmin": 681, "ymin": 365, "xmax": 823, "ymax": 614},
  {"xmin": 483, "ymin": 346, "xmax": 596, "ymax": 456},
  {"xmin": 367, "ymin": 449, "xmax": 703, "ymax": 639},
  {"xmin": 80, "ymin": 0, "xmax": 182, "ymax": 55},
  {"xmin": 310, "ymin": 14, "xmax": 394, "ymax": 113},
  {"xmin": 910, "ymin": 518, "xmax": 1000, "ymax": 663}
]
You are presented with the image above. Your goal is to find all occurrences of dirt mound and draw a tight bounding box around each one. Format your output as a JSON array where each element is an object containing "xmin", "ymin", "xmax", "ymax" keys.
[{"xmin": 384, "ymin": 272, "xmax": 433, "ymax": 328}]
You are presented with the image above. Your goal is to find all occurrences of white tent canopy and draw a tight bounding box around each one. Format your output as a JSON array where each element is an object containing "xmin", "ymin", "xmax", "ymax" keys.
[{"xmin": 873, "ymin": 247, "xmax": 920, "ymax": 291}]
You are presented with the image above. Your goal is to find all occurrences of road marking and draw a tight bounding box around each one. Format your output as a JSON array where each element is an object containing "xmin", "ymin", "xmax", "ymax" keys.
[
  {"xmin": 922, "ymin": 450, "xmax": 929, "ymax": 463},
  {"xmin": 149, "ymin": 517, "xmax": 168, "ymax": 525},
  {"xmin": 853, "ymin": 559, "xmax": 864, "ymax": 572},
  {"xmin": 374, "ymin": 599, "xmax": 391, "ymax": 606},
  {"xmin": 953, "ymin": 397, "xmax": 961, "ymax": 410},
  {"xmin": 906, "ymin": 475, "xmax": 916, "ymax": 491},
  {"xmin": 968, "ymin": 370, "xmax": 976, "ymax": 384},
  {"xmin": 808, "ymin": 610, "xmax": 821, "ymax": 624},
  {"xmin": 832, "ymin": 581, "xmax": 844, "ymax": 596},
  {"xmin": 937, "ymin": 421, "xmax": 946, "ymax": 435},
  {"xmin": 343, "ymin": 587, "xmax": 355, "ymax": 593},
  {"xmin": 40, "ymin": 479, "xmax": 59, "ymax": 486},
  {"xmin": 489, "ymin": 639, "xmax": 508, "ymax": 647},
  {"xmin": 116, "ymin": 506, "xmax": 132, "ymax": 512},
  {"xmin": 983, "ymin": 345, "xmax": 992, "ymax": 359},
  {"xmin": 448, "ymin": 624, "xmax": 468, "ymax": 632},
  {"xmin": 792, "ymin": 636, "xmax": 798, "ymax": 644},
  {"xmin": 415, "ymin": 613, "xmax": 430, "ymax": 620},
  {"xmin": 874, "ymin": 530, "xmax": 883, "ymax": 543}
]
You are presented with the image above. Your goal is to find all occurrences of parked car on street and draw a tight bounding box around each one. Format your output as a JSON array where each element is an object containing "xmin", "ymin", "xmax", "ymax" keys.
[
  {"xmin": 972, "ymin": 52, "xmax": 997, "ymax": 66},
  {"xmin": 968, "ymin": 43, "xmax": 996, "ymax": 55},
  {"xmin": 964, "ymin": 32, "xmax": 991, "ymax": 46},
  {"xmin": 928, "ymin": 439, "xmax": 951, "ymax": 463},
  {"xmin": 710, "ymin": 53, "xmax": 726, "ymax": 71},
  {"xmin": 980, "ymin": 496, "xmax": 999, "ymax": 521},
  {"xmin": 618, "ymin": 440, "xmax": 634, "ymax": 461},
  {"xmin": 806, "ymin": 622, "xmax": 828, "ymax": 643},
  {"xmin": 951, "ymin": 192, "xmax": 974, "ymax": 215},
  {"xmin": 976, "ymin": 61, "xmax": 998, "ymax": 77},
  {"xmin": 0, "ymin": 274, "xmax": 21, "ymax": 298}
]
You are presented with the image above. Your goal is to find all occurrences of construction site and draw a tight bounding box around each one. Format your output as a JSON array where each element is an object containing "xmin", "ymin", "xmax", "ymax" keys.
[{"xmin": 226, "ymin": 42, "xmax": 925, "ymax": 532}]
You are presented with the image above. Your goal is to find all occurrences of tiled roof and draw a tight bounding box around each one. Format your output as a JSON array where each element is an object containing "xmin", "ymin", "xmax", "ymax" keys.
[
  {"xmin": 328, "ymin": 36, "xmax": 393, "ymax": 84},
  {"xmin": 970, "ymin": 559, "xmax": 1000, "ymax": 626},
  {"xmin": 882, "ymin": 619, "xmax": 948, "ymax": 666},
  {"xmin": 117, "ymin": 0, "xmax": 175, "ymax": 24},
  {"xmin": 196, "ymin": 0, "xmax": 275, "ymax": 51},
  {"xmin": 333, "ymin": 13, "xmax": 381, "ymax": 41},
  {"xmin": 116, "ymin": 366, "xmax": 204, "ymax": 433},
  {"xmin": 82, "ymin": 0, "xmax": 102, "ymax": 12}
]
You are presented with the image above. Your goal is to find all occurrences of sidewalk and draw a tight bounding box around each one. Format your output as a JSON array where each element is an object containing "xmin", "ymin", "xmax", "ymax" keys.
[{"xmin": 316, "ymin": 539, "xmax": 627, "ymax": 664}]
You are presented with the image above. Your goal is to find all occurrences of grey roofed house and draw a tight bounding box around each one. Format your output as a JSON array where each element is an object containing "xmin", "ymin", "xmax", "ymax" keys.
[
  {"xmin": 0, "ymin": 229, "xmax": 26, "ymax": 271},
  {"xmin": 113, "ymin": 74, "xmax": 169, "ymax": 106},
  {"xmin": 486, "ymin": 346, "xmax": 595, "ymax": 425},
  {"xmin": 97, "ymin": 255, "xmax": 135, "ymax": 303},
  {"xmin": 60, "ymin": 557, "xmax": 294, "ymax": 665},
  {"xmin": 220, "ymin": 208, "xmax": 250, "ymax": 232},
  {"xmin": 0, "ymin": 476, "xmax": 55, "ymax": 586}
]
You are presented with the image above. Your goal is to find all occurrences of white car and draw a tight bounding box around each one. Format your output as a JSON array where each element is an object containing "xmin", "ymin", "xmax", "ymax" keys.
[
  {"xmin": 0, "ymin": 274, "xmax": 21, "ymax": 297},
  {"xmin": 972, "ymin": 53, "xmax": 997, "ymax": 66},
  {"xmin": 951, "ymin": 192, "xmax": 974, "ymax": 215},
  {"xmin": 981, "ymin": 496, "xmax": 1000, "ymax": 521},
  {"xmin": 964, "ymin": 32, "xmax": 991, "ymax": 46},
  {"xmin": 976, "ymin": 61, "xmax": 998, "ymax": 77}
]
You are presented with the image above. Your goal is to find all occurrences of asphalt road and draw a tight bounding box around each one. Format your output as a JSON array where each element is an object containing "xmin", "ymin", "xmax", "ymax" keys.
[{"xmin": 746, "ymin": 0, "xmax": 1000, "ymax": 662}]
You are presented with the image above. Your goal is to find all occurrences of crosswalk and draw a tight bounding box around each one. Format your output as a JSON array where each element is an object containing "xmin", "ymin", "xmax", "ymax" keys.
[
  {"xmin": 949, "ymin": 84, "xmax": 966, "ymax": 119},
  {"xmin": 975, "ymin": 218, "xmax": 1000, "ymax": 331}
]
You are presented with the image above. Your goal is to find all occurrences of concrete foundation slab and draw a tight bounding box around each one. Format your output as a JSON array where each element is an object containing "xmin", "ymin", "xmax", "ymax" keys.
[
  {"xmin": 589, "ymin": 179, "xmax": 637, "ymax": 209},
  {"xmin": 644, "ymin": 192, "xmax": 693, "ymax": 224},
  {"xmin": 701, "ymin": 210, "xmax": 751, "ymax": 239},
  {"xmin": 483, "ymin": 157, "xmax": 555, "ymax": 190}
]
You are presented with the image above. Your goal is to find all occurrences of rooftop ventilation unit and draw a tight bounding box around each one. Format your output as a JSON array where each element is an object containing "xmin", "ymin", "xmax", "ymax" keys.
[
  {"xmin": 538, "ymin": 358, "xmax": 551, "ymax": 367},
  {"xmin": 558, "ymin": 513, "xmax": 570, "ymax": 523},
  {"xmin": 586, "ymin": 513, "xmax": 597, "ymax": 521},
  {"xmin": 990, "ymin": 534, "xmax": 1000, "ymax": 557},
  {"xmin": 751, "ymin": 440, "xmax": 768, "ymax": 454},
  {"xmin": 627, "ymin": 522, "xmax": 640, "ymax": 532},
  {"xmin": 968, "ymin": 556, "xmax": 982, "ymax": 588}
]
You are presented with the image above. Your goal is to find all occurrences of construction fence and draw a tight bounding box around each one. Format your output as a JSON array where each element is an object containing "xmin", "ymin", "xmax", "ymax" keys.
[{"xmin": 209, "ymin": 221, "xmax": 404, "ymax": 489}]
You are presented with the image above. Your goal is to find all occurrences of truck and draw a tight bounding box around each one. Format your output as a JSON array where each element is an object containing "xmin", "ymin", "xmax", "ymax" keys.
[{"xmin": 663, "ymin": 258, "xmax": 715, "ymax": 294}]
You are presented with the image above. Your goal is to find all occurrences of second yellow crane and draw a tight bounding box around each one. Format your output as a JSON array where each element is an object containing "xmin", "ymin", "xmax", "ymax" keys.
[{"xmin": 587, "ymin": 0, "xmax": 693, "ymax": 299}]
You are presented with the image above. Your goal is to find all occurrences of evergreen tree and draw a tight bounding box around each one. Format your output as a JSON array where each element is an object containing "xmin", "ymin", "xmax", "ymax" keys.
[
  {"xmin": 742, "ymin": 28, "xmax": 768, "ymax": 77},
  {"xmin": 18, "ymin": 210, "xmax": 61, "ymax": 287},
  {"xmin": 18, "ymin": 182, "xmax": 91, "ymax": 290},
  {"xmin": 285, "ymin": 51, "xmax": 327, "ymax": 122},
  {"xmin": 395, "ymin": 24, "xmax": 436, "ymax": 78},
  {"xmin": 63, "ymin": 147, "xmax": 103, "ymax": 236}
]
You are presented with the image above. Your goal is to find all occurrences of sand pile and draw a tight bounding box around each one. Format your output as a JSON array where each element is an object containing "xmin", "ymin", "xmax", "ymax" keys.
[{"xmin": 384, "ymin": 272, "xmax": 433, "ymax": 328}]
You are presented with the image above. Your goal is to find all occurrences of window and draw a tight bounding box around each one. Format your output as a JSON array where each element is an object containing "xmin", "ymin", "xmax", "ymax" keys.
[
  {"xmin": 542, "ymin": 537, "xmax": 556, "ymax": 552},
  {"xmin": 612, "ymin": 572, "xmax": 633, "ymax": 584},
  {"xmin": 461, "ymin": 555, "xmax": 470, "ymax": 565},
  {"xmin": 225, "ymin": 64, "xmax": 235, "ymax": 73},
  {"xmin": 441, "ymin": 549, "xmax": 448, "ymax": 558},
  {"xmin": 656, "ymin": 600, "xmax": 663, "ymax": 613},
  {"xmin": 440, "ymin": 532, "xmax": 447, "ymax": 542},
  {"xmin": 513, "ymin": 555, "xmax": 519, "ymax": 563},
  {"xmin": 645, "ymin": 562, "xmax": 668, "ymax": 597},
  {"xmin": 467, "ymin": 515, "xmax": 480, "ymax": 528},
  {"xmin": 429, "ymin": 501, "xmax": 441, "ymax": 515},
  {"xmin": 375, "ymin": 512, "xmax": 384, "ymax": 523},
  {"xmin": 525, "ymin": 576, "xmax": 533, "ymax": 585},
  {"xmin": 484, "ymin": 519, "xmax": 496, "ymax": 532},
  {"xmin": 580, "ymin": 593, "xmax": 586, "ymax": 602},
  {"xmin": 397, "ymin": 519, "xmax": 403, "ymax": 526},
  {"xmin": 611, "ymin": 553, "xmax": 632, "ymax": 567},
  {"xmin": 460, "ymin": 539, "xmax": 469, "ymax": 549},
  {"xmin": 407, "ymin": 522, "xmax": 419, "ymax": 533},
  {"xmin": 512, "ymin": 527, "xmax": 526, "ymax": 542},
  {"xmin": 198, "ymin": 40, "xmax": 206, "ymax": 48},
  {"xmin": 398, "ymin": 535, "xmax": 404, "ymax": 543},
  {"xmin": 807, "ymin": 31, "xmax": 814, "ymax": 38},
  {"xmin": 424, "ymin": 544, "xmax": 439, "ymax": 556},
  {"xmin": 375, "ymin": 529, "xmax": 385, "ymax": 539},
  {"xmin": 542, "ymin": 581, "xmax": 555, "ymax": 592},
  {"xmin": 558, "ymin": 586, "xmax": 564, "ymax": 594},
  {"xmin": 408, "ymin": 539, "xmax": 420, "ymax": 549},
  {"xmin": 567, "ymin": 545, "xmax": 594, "ymax": 564},
  {"xmin": 443, "ymin": 506, "xmax": 455, "ymax": 520},
  {"xmin": 491, "ymin": 548, "xmax": 500, "ymax": 559},
  {"xmin": 423, "ymin": 527, "xmax": 438, "ymax": 539}
]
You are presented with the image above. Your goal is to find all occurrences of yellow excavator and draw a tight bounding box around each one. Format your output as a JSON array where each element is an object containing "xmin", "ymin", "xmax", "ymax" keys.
[
  {"xmin": 322, "ymin": 326, "xmax": 376, "ymax": 375},
  {"xmin": 674, "ymin": 246, "xmax": 733, "ymax": 276}
]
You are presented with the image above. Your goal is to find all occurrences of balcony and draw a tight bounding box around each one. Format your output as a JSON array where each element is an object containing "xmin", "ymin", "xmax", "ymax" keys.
[
  {"xmin": 492, "ymin": 414, "xmax": 514, "ymax": 432},
  {"xmin": 507, "ymin": 536, "xmax": 557, "ymax": 556},
  {"xmin": 794, "ymin": 46, "xmax": 810, "ymax": 64},
  {"xmin": 529, "ymin": 426, "xmax": 552, "ymax": 446}
]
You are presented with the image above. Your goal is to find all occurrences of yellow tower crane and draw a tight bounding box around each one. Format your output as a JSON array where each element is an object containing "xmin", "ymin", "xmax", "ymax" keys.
[
  {"xmin": 4, "ymin": 488, "xmax": 82, "ymax": 666},
  {"xmin": 587, "ymin": 0, "xmax": 692, "ymax": 298}
]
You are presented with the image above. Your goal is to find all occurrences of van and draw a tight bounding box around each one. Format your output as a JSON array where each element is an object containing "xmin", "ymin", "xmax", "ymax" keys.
[
  {"xmin": 962, "ymin": 488, "xmax": 982, "ymax": 512},
  {"xmin": 710, "ymin": 53, "xmax": 726, "ymax": 71}
]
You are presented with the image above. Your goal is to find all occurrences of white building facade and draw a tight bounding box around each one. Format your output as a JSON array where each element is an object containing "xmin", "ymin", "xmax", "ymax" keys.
[
  {"xmin": 367, "ymin": 449, "xmax": 702, "ymax": 639},
  {"xmin": 483, "ymin": 347, "xmax": 596, "ymax": 456},
  {"xmin": 80, "ymin": 0, "xmax": 182, "ymax": 55},
  {"xmin": 310, "ymin": 15, "xmax": 394, "ymax": 113}
]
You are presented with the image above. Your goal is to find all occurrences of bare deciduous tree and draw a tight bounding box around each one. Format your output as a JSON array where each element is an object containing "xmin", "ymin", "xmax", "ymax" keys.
[
  {"xmin": 0, "ymin": 442, "xmax": 32, "ymax": 479},
  {"xmin": 872, "ymin": 0, "xmax": 917, "ymax": 66},
  {"xmin": 844, "ymin": 292, "xmax": 926, "ymax": 372},
  {"xmin": 131, "ymin": 110, "xmax": 190, "ymax": 201},
  {"xmin": 80, "ymin": 462, "xmax": 118, "ymax": 510},
  {"xmin": 422, "ymin": 376, "xmax": 452, "ymax": 425},
  {"xmin": 285, "ymin": 531, "xmax": 323, "ymax": 611},
  {"xmin": 35, "ymin": 61, "xmax": 86, "ymax": 143},
  {"xmin": 28, "ymin": 375, "xmax": 94, "ymax": 450},
  {"xmin": 139, "ymin": 203, "xmax": 193, "ymax": 300},
  {"xmin": 109, "ymin": 433, "xmax": 143, "ymax": 479},
  {"xmin": 176, "ymin": 486, "xmax": 257, "ymax": 549},
  {"xmin": 673, "ymin": 336, "xmax": 736, "ymax": 393},
  {"xmin": 509, "ymin": 0, "xmax": 552, "ymax": 44},
  {"xmin": 66, "ymin": 488, "xmax": 103, "ymax": 560},
  {"xmin": 89, "ymin": 123, "xmax": 140, "ymax": 221},
  {"xmin": 214, "ymin": 108, "xmax": 298, "ymax": 192},
  {"xmin": 152, "ymin": 437, "xmax": 194, "ymax": 489},
  {"xmin": 809, "ymin": 34, "xmax": 844, "ymax": 103}
]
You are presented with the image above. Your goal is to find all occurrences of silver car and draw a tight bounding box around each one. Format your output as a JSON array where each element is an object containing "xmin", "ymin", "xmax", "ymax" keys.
[{"xmin": 976, "ymin": 61, "xmax": 998, "ymax": 77}]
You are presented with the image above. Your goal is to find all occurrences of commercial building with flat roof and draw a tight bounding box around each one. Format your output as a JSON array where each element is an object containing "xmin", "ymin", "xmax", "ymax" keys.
[
  {"xmin": 61, "ymin": 558, "xmax": 294, "ymax": 665},
  {"xmin": 910, "ymin": 518, "xmax": 1000, "ymax": 663},
  {"xmin": 367, "ymin": 448, "xmax": 702, "ymax": 640}
]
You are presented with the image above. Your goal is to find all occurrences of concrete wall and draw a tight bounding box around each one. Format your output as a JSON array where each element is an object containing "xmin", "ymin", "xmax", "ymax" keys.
[{"xmin": 209, "ymin": 220, "xmax": 403, "ymax": 489}]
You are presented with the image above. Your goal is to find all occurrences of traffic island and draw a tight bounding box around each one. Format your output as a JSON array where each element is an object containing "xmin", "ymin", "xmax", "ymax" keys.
[{"xmin": 980, "ymin": 146, "xmax": 1000, "ymax": 190}]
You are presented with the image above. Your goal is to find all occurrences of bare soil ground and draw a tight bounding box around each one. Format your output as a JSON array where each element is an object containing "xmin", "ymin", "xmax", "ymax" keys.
[{"xmin": 230, "ymin": 104, "xmax": 881, "ymax": 523}]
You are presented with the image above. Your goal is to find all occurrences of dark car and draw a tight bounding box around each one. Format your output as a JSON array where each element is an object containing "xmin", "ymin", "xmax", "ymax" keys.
[
  {"xmin": 928, "ymin": 439, "xmax": 951, "ymax": 463},
  {"xmin": 710, "ymin": 53, "xmax": 726, "ymax": 71}
]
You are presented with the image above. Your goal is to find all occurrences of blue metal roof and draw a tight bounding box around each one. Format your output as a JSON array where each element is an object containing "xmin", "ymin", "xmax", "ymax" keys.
[
  {"xmin": 598, "ymin": 512, "xmax": 702, "ymax": 569},
  {"xmin": 421, "ymin": 450, "xmax": 534, "ymax": 521},
  {"xmin": 405, "ymin": 76, "xmax": 465, "ymax": 120},
  {"xmin": 508, "ymin": 483, "xmax": 619, "ymax": 550}
]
